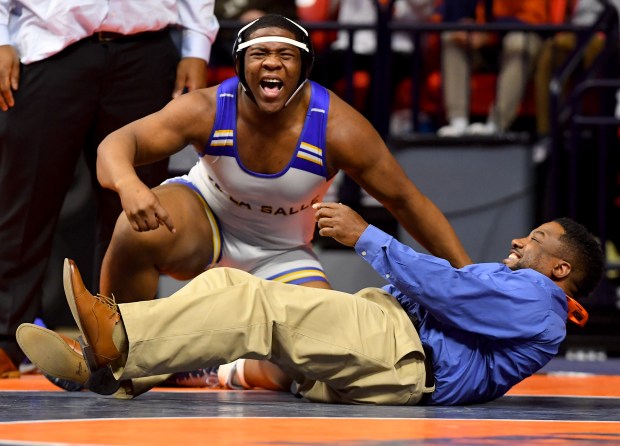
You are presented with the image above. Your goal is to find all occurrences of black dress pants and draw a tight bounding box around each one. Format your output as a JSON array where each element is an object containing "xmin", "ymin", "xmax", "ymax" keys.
[{"xmin": 0, "ymin": 29, "xmax": 179, "ymax": 362}]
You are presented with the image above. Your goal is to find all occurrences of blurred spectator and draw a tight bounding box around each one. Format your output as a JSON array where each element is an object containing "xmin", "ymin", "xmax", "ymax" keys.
[
  {"xmin": 310, "ymin": 0, "xmax": 434, "ymax": 207},
  {"xmin": 311, "ymin": 0, "xmax": 435, "ymax": 119},
  {"xmin": 437, "ymin": 0, "xmax": 549, "ymax": 136},
  {"xmin": 533, "ymin": 0, "xmax": 620, "ymax": 158},
  {"xmin": 210, "ymin": 0, "xmax": 298, "ymax": 68}
]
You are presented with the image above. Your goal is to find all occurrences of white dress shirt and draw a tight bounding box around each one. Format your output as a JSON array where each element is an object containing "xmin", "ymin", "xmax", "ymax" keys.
[{"xmin": 0, "ymin": 0, "xmax": 219, "ymax": 64}]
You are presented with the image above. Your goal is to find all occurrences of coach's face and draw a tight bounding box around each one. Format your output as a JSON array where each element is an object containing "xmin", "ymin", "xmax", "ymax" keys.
[
  {"xmin": 503, "ymin": 221, "xmax": 567, "ymax": 277},
  {"xmin": 243, "ymin": 27, "xmax": 303, "ymax": 113}
]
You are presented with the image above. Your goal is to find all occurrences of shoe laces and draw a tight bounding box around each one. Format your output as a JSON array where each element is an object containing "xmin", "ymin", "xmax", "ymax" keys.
[{"xmin": 94, "ymin": 293, "xmax": 119, "ymax": 316}]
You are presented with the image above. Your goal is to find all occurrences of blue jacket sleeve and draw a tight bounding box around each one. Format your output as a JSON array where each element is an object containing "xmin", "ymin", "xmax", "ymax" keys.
[{"xmin": 355, "ymin": 225, "xmax": 565, "ymax": 340}]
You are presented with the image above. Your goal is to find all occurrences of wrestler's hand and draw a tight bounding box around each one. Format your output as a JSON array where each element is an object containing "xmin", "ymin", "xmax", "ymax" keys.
[
  {"xmin": 117, "ymin": 178, "xmax": 176, "ymax": 233},
  {"xmin": 172, "ymin": 57, "xmax": 208, "ymax": 98},
  {"xmin": 0, "ymin": 45, "xmax": 19, "ymax": 111},
  {"xmin": 313, "ymin": 202, "xmax": 369, "ymax": 247}
]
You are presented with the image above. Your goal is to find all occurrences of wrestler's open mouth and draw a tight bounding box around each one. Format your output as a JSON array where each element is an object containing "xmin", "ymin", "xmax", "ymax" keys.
[{"xmin": 260, "ymin": 78, "xmax": 283, "ymax": 94}]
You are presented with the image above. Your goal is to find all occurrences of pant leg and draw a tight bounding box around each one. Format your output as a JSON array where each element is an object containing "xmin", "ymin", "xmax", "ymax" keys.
[
  {"xmin": 534, "ymin": 37, "xmax": 558, "ymax": 136},
  {"xmin": 491, "ymin": 31, "xmax": 542, "ymax": 130},
  {"xmin": 83, "ymin": 30, "xmax": 180, "ymax": 285},
  {"xmin": 116, "ymin": 267, "xmax": 427, "ymax": 405},
  {"xmin": 0, "ymin": 41, "xmax": 103, "ymax": 361},
  {"xmin": 441, "ymin": 33, "xmax": 471, "ymax": 121},
  {"xmin": 535, "ymin": 32, "xmax": 604, "ymax": 137}
]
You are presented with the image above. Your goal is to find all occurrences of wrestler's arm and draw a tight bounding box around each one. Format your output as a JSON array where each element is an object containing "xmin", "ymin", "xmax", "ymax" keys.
[
  {"xmin": 96, "ymin": 88, "xmax": 216, "ymax": 232},
  {"xmin": 97, "ymin": 88, "xmax": 215, "ymax": 189},
  {"xmin": 325, "ymin": 94, "xmax": 473, "ymax": 268}
]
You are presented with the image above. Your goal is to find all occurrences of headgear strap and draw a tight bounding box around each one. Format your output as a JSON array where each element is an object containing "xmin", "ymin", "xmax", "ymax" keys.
[{"xmin": 236, "ymin": 36, "xmax": 310, "ymax": 53}]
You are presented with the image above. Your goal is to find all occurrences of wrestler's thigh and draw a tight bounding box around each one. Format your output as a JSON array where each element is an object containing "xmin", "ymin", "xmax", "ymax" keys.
[
  {"xmin": 153, "ymin": 183, "xmax": 216, "ymax": 278},
  {"xmin": 115, "ymin": 183, "xmax": 215, "ymax": 279}
]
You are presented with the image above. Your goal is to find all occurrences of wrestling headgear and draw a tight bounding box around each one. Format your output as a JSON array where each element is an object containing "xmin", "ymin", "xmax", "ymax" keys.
[{"xmin": 232, "ymin": 14, "xmax": 314, "ymax": 104}]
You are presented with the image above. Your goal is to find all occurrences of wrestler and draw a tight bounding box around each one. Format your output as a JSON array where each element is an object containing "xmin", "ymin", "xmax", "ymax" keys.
[{"xmin": 95, "ymin": 15, "xmax": 472, "ymax": 390}]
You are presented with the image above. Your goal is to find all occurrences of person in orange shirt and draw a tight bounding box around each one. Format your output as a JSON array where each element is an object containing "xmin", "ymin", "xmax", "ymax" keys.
[{"xmin": 437, "ymin": 0, "xmax": 549, "ymax": 136}]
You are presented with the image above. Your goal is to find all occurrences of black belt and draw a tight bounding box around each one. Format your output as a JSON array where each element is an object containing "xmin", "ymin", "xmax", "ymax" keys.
[
  {"xmin": 422, "ymin": 345, "xmax": 435, "ymax": 388},
  {"xmin": 90, "ymin": 29, "xmax": 169, "ymax": 43}
]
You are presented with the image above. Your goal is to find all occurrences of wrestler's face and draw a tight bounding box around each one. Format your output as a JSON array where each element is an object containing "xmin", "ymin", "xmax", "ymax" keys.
[
  {"xmin": 503, "ymin": 221, "xmax": 567, "ymax": 277},
  {"xmin": 242, "ymin": 27, "xmax": 303, "ymax": 112}
]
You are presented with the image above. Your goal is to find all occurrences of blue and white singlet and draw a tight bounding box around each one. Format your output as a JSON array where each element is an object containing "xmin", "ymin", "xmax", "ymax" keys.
[{"xmin": 168, "ymin": 77, "xmax": 335, "ymax": 284}]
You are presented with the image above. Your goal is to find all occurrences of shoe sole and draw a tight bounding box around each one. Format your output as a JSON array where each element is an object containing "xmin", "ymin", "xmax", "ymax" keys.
[
  {"xmin": 16, "ymin": 324, "xmax": 90, "ymax": 386},
  {"xmin": 63, "ymin": 259, "xmax": 85, "ymax": 335}
]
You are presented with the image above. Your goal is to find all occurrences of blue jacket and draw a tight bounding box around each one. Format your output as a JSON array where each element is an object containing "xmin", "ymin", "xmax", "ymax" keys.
[{"xmin": 355, "ymin": 225, "xmax": 567, "ymax": 405}]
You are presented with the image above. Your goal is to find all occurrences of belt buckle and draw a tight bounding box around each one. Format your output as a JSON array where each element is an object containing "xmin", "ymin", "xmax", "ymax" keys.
[{"xmin": 95, "ymin": 31, "xmax": 115, "ymax": 43}]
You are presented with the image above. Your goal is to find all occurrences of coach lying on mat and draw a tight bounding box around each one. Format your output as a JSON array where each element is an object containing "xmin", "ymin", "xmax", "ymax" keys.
[{"xmin": 17, "ymin": 203, "xmax": 603, "ymax": 405}]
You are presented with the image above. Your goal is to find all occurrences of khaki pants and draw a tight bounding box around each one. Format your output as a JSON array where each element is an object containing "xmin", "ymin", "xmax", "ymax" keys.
[
  {"xmin": 442, "ymin": 31, "xmax": 543, "ymax": 130},
  {"xmin": 114, "ymin": 267, "xmax": 430, "ymax": 405}
]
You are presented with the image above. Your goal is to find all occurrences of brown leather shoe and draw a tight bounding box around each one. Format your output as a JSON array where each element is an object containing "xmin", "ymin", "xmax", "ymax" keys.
[
  {"xmin": 16, "ymin": 324, "xmax": 90, "ymax": 386},
  {"xmin": 36, "ymin": 331, "xmax": 87, "ymax": 391},
  {"xmin": 17, "ymin": 323, "xmax": 122, "ymax": 395},
  {"xmin": 60, "ymin": 332, "xmax": 83, "ymax": 355},
  {"xmin": 63, "ymin": 258, "xmax": 121, "ymax": 370},
  {"xmin": 0, "ymin": 347, "xmax": 19, "ymax": 379}
]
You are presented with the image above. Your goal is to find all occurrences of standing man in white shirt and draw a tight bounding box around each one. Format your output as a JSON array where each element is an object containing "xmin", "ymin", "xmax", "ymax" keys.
[{"xmin": 0, "ymin": 0, "xmax": 219, "ymax": 378}]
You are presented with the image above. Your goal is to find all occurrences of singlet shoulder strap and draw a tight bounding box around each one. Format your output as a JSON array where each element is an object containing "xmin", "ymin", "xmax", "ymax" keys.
[
  {"xmin": 201, "ymin": 77, "xmax": 239, "ymax": 156},
  {"xmin": 290, "ymin": 81, "xmax": 331, "ymax": 178}
]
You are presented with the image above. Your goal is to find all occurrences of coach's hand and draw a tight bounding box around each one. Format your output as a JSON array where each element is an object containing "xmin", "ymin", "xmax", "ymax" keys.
[
  {"xmin": 173, "ymin": 57, "xmax": 208, "ymax": 99},
  {"xmin": 0, "ymin": 45, "xmax": 19, "ymax": 111},
  {"xmin": 313, "ymin": 202, "xmax": 369, "ymax": 247}
]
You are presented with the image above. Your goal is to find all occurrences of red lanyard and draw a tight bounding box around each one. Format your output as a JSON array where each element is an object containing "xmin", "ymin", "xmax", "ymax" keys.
[{"xmin": 566, "ymin": 296, "xmax": 589, "ymax": 327}]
